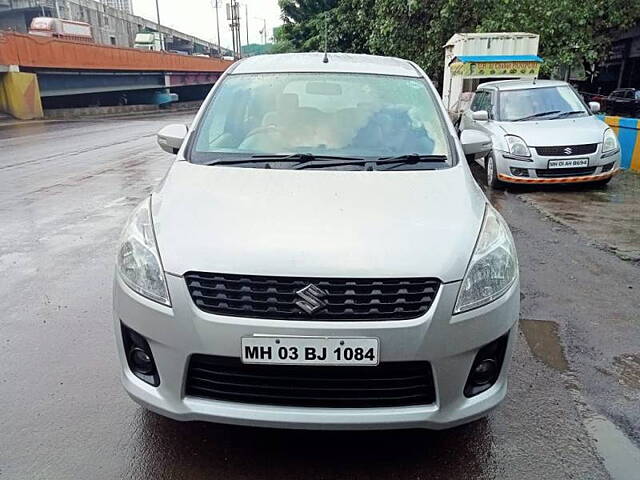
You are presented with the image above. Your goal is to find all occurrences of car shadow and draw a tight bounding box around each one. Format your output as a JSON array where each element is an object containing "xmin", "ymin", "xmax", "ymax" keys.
[{"xmin": 122, "ymin": 409, "xmax": 494, "ymax": 479}]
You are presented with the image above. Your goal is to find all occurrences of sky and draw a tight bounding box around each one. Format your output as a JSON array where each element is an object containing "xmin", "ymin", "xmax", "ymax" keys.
[{"xmin": 132, "ymin": 0, "xmax": 282, "ymax": 48}]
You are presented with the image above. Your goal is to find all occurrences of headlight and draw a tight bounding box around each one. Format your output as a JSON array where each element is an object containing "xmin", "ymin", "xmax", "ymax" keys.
[
  {"xmin": 454, "ymin": 205, "xmax": 518, "ymax": 314},
  {"xmin": 602, "ymin": 128, "xmax": 619, "ymax": 153},
  {"xmin": 504, "ymin": 135, "xmax": 531, "ymax": 157},
  {"xmin": 117, "ymin": 198, "xmax": 170, "ymax": 306}
]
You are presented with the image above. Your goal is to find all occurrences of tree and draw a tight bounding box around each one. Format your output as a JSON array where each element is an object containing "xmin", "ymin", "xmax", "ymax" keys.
[
  {"xmin": 276, "ymin": 0, "xmax": 374, "ymax": 53},
  {"xmin": 368, "ymin": 0, "xmax": 485, "ymax": 85},
  {"xmin": 275, "ymin": 0, "xmax": 640, "ymax": 84},
  {"xmin": 478, "ymin": 0, "xmax": 640, "ymax": 76}
]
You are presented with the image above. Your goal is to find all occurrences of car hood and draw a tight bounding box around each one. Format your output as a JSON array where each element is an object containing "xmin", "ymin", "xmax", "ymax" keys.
[
  {"xmin": 152, "ymin": 162, "xmax": 486, "ymax": 283},
  {"xmin": 498, "ymin": 115, "xmax": 607, "ymax": 146}
]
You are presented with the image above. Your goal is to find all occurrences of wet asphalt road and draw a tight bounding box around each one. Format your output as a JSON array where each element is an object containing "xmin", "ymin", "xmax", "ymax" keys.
[{"xmin": 1, "ymin": 112, "xmax": 639, "ymax": 480}]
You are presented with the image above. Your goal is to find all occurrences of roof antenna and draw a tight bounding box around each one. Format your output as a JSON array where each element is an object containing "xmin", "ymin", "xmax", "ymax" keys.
[{"xmin": 322, "ymin": 12, "xmax": 329, "ymax": 63}]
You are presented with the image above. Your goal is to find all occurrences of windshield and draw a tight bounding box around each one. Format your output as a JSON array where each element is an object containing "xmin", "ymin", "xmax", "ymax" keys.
[
  {"xmin": 498, "ymin": 86, "xmax": 588, "ymax": 122},
  {"xmin": 191, "ymin": 72, "xmax": 450, "ymax": 166}
]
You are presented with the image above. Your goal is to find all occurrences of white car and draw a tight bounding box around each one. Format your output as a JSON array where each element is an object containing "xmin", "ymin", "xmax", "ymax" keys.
[
  {"xmin": 460, "ymin": 80, "xmax": 621, "ymax": 188},
  {"xmin": 114, "ymin": 53, "xmax": 519, "ymax": 430}
]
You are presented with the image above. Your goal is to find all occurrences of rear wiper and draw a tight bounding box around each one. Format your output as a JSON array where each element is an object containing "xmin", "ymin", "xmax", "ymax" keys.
[
  {"xmin": 552, "ymin": 110, "xmax": 586, "ymax": 119},
  {"xmin": 512, "ymin": 110, "xmax": 561, "ymax": 122}
]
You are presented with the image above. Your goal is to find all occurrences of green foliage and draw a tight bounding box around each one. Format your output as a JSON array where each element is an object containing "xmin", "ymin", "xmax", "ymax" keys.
[{"xmin": 275, "ymin": 0, "xmax": 640, "ymax": 83}]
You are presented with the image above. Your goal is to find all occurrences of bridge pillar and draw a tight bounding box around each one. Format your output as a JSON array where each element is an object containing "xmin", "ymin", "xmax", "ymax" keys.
[{"xmin": 0, "ymin": 71, "xmax": 44, "ymax": 120}]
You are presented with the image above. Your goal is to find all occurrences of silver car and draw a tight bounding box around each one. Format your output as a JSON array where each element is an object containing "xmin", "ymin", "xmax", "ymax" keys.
[
  {"xmin": 460, "ymin": 80, "xmax": 621, "ymax": 188},
  {"xmin": 113, "ymin": 53, "xmax": 519, "ymax": 430}
]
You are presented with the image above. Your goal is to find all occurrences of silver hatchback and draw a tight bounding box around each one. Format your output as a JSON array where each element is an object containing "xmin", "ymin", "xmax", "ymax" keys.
[
  {"xmin": 113, "ymin": 53, "xmax": 519, "ymax": 430},
  {"xmin": 460, "ymin": 79, "xmax": 621, "ymax": 188}
]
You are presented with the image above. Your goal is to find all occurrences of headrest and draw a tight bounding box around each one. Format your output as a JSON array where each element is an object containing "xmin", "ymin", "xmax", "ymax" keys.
[{"xmin": 278, "ymin": 93, "xmax": 299, "ymax": 110}]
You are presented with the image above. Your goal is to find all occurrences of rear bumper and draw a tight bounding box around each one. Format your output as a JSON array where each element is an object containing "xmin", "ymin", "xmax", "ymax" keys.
[{"xmin": 114, "ymin": 274, "xmax": 519, "ymax": 430}]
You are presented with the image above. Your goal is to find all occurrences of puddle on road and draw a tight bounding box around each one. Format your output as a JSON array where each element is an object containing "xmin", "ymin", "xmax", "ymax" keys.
[
  {"xmin": 565, "ymin": 373, "xmax": 640, "ymax": 480},
  {"xmin": 582, "ymin": 413, "xmax": 640, "ymax": 480},
  {"xmin": 520, "ymin": 318, "xmax": 569, "ymax": 372},
  {"xmin": 521, "ymin": 318, "xmax": 640, "ymax": 479}
]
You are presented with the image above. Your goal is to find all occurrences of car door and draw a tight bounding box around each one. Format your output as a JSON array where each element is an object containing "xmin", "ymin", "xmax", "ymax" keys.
[
  {"xmin": 608, "ymin": 90, "xmax": 622, "ymax": 115},
  {"xmin": 616, "ymin": 90, "xmax": 633, "ymax": 117},
  {"xmin": 622, "ymin": 90, "xmax": 636, "ymax": 117}
]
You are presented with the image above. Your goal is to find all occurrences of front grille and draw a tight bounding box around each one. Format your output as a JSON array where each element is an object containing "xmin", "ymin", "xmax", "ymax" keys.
[
  {"xmin": 535, "ymin": 144, "xmax": 597, "ymax": 156},
  {"xmin": 184, "ymin": 272, "xmax": 441, "ymax": 321},
  {"xmin": 536, "ymin": 167, "xmax": 597, "ymax": 178},
  {"xmin": 186, "ymin": 355, "xmax": 436, "ymax": 408}
]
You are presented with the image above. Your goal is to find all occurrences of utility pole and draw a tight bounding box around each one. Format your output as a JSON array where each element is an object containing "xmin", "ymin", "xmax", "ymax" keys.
[
  {"xmin": 256, "ymin": 18, "xmax": 267, "ymax": 44},
  {"xmin": 155, "ymin": 0, "xmax": 163, "ymax": 50},
  {"xmin": 227, "ymin": 0, "xmax": 242, "ymax": 59},
  {"xmin": 236, "ymin": 0, "xmax": 242, "ymax": 58},
  {"xmin": 214, "ymin": 0, "xmax": 221, "ymax": 57},
  {"xmin": 245, "ymin": 4, "xmax": 249, "ymax": 46}
]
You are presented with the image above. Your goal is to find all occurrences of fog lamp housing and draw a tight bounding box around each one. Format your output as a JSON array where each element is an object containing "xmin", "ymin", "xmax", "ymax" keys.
[
  {"xmin": 121, "ymin": 322, "xmax": 160, "ymax": 386},
  {"xmin": 464, "ymin": 332, "xmax": 509, "ymax": 397},
  {"xmin": 510, "ymin": 167, "xmax": 529, "ymax": 177}
]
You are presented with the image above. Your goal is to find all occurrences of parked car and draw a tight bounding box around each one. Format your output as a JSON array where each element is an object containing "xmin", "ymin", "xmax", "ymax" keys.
[
  {"xmin": 460, "ymin": 79, "xmax": 620, "ymax": 188},
  {"xmin": 607, "ymin": 88, "xmax": 640, "ymax": 118},
  {"xmin": 114, "ymin": 52, "xmax": 520, "ymax": 430}
]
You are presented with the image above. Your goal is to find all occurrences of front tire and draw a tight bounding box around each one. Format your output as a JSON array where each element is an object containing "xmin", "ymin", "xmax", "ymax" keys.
[{"xmin": 485, "ymin": 153, "xmax": 506, "ymax": 189}]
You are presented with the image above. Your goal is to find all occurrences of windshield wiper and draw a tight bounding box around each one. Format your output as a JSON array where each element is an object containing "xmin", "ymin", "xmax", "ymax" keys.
[
  {"xmin": 202, "ymin": 152, "xmax": 447, "ymax": 170},
  {"xmin": 205, "ymin": 153, "xmax": 368, "ymax": 168},
  {"xmin": 202, "ymin": 152, "xmax": 311, "ymax": 166},
  {"xmin": 512, "ymin": 110, "xmax": 561, "ymax": 122},
  {"xmin": 293, "ymin": 153, "xmax": 448, "ymax": 170},
  {"xmin": 552, "ymin": 110, "xmax": 586, "ymax": 119},
  {"xmin": 377, "ymin": 154, "xmax": 447, "ymax": 163}
]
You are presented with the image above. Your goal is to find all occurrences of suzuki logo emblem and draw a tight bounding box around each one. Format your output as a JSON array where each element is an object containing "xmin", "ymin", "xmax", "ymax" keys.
[
  {"xmin": 295, "ymin": 284, "xmax": 328, "ymax": 315},
  {"xmin": 564, "ymin": 147, "xmax": 573, "ymax": 155}
]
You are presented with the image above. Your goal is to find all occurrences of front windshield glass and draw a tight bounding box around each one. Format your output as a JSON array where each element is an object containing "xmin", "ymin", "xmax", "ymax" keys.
[
  {"xmin": 191, "ymin": 72, "xmax": 449, "ymax": 164},
  {"xmin": 498, "ymin": 86, "xmax": 588, "ymax": 121}
]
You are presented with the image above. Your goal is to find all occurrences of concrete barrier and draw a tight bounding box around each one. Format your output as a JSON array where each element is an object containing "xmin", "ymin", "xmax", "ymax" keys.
[
  {"xmin": 0, "ymin": 71, "xmax": 43, "ymax": 120},
  {"xmin": 600, "ymin": 115, "xmax": 640, "ymax": 172}
]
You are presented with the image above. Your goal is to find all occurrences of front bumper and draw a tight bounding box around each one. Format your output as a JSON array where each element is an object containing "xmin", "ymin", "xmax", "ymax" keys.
[
  {"xmin": 493, "ymin": 147, "xmax": 620, "ymax": 184},
  {"xmin": 114, "ymin": 273, "xmax": 519, "ymax": 430}
]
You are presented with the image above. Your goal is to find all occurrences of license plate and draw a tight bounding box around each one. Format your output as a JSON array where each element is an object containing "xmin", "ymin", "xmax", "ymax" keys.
[
  {"xmin": 548, "ymin": 158, "xmax": 589, "ymax": 169},
  {"xmin": 241, "ymin": 336, "xmax": 379, "ymax": 366}
]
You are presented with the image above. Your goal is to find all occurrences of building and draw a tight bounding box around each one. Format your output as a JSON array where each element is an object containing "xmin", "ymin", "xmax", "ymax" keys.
[
  {"xmin": 101, "ymin": 0, "xmax": 132, "ymax": 14},
  {"xmin": 0, "ymin": 0, "xmax": 223, "ymax": 55}
]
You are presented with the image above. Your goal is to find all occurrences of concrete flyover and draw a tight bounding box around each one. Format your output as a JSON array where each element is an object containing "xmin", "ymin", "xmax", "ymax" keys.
[{"xmin": 0, "ymin": 32, "xmax": 233, "ymax": 119}]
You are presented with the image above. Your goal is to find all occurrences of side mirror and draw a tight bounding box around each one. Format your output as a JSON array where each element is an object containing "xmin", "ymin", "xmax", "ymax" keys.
[
  {"xmin": 157, "ymin": 124, "xmax": 188, "ymax": 154},
  {"xmin": 472, "ymin": 110, "xmax": 489, "ymax": 121},
  {"xmin": 589, "ymin": 101, "xmax": 601, "ymax": 114},
  {"xmin": 460, "ymin": 130, "xmax": 492, "ymax": 157}
]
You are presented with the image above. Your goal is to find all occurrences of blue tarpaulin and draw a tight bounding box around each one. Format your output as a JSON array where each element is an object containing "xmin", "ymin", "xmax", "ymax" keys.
[{"xmin": 455, "ymin": 55, "xmax": 543, "ymax": 63}]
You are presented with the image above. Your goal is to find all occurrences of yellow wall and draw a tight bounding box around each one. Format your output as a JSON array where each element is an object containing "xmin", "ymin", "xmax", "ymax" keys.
[{"xmin": 0, "ymin": 72, "xmax": 44, "ymax": 120}]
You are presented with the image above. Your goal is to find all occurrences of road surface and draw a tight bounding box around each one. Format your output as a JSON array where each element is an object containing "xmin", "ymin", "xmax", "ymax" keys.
[{"xmin": 1, "ymin": 113, "xmax": 639, "ymax": 480}]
